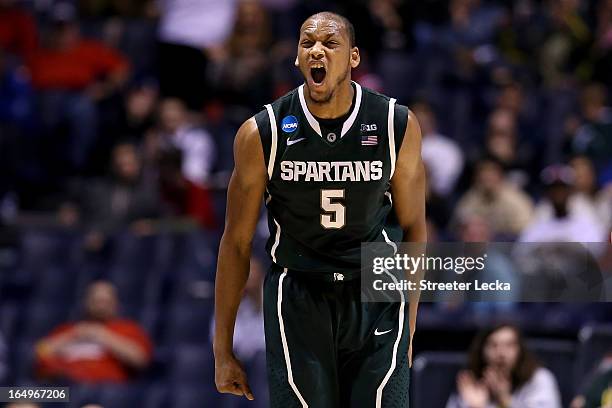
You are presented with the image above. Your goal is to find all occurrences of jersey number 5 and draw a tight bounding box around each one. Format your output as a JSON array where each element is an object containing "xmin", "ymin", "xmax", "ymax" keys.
[{"xmin": 320, "ymin": 189, "xmax": 346, "ymax": 229}]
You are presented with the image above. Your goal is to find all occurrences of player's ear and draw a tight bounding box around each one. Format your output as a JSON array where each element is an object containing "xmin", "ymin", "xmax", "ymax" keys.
[
  {"xmin": 350, "ymin": 47, "xmax": 360, "ymax": 69},
  {"xmin": 294, "ymin": 55, "xmax": 299, "ymax": 67}
]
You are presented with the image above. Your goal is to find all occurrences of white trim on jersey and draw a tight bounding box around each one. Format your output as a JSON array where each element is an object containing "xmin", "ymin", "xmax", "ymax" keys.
[
  {"xmin": 298, "ymin": 82, "xmax": 363, "ymax": 138},
  {"xmin": 298, "ymin": 86, "xmax": 322, "ymax": 136},
  {"xmin": 384, "ymin": 191, "xmax": 393, "ymax": 205},
  {"xmin": 376, "ymin": 267, "xmax": 405, "ymax": 408},
  {"xmin": 270, "ymin": 217, "xmax": 281, "ymax": 263},
  {"xmin": 265, "ymin": 104, "xmax": 278, "ymax": 179},
  {"xmin": 278, "ymin": 269, "xmax": 309, "ymax": 407},
  {"xmin": 381, "ymin": 228, "xmax": 398, "ymax": 255},
  {"xmin": 340, "ymin": 82, "xmax": 362, "ymax": 138},
  {"xmin": 387, "ymin": 98, "xmax": 397, "ymax": 179}
]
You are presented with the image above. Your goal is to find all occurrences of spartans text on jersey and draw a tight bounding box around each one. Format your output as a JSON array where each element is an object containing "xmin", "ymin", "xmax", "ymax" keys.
[{"xmin": 280, "ymin": 160, "xmax": 383, "ymax": 182}]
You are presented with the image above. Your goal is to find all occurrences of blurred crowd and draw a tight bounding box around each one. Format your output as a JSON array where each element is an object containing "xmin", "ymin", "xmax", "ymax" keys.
[{"xmin": 0, "ymin": 0, "xmax": 609, "ymax": 243}]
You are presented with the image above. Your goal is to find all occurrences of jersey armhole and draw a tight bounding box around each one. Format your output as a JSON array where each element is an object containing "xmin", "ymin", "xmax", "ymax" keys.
[
  {"xmin": 393, "ymin": 103, "xmax": 409, "ymax": 157},
  {"xmin": 254, "ymin": 107, "xmax": 277, "ymax": 179}
]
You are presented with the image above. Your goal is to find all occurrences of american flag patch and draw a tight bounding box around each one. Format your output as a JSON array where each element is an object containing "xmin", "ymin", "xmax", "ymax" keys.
[{"xmin": 361, "ymin": 135, "xmax": 378, "ymax": 146}]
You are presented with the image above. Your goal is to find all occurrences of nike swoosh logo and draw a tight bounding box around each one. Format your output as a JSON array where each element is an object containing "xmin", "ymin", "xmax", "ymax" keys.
[
  {"xmin": 287, "ymin": 138, "xmax": 306, "ymax": 146},
  {"xmin": 374, "ymin": 328, "xmax": 393, "ymax": 336}
]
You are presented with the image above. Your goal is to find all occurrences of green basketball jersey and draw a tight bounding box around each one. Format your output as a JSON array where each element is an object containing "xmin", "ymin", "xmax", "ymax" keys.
[{"xmin": 254, "ymin": 81, "xmax": 409, "ymax": 275}]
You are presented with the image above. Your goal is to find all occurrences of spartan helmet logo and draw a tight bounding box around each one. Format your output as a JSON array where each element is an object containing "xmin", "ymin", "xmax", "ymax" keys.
[{"xmin": 327, "ymin": 132, "xmax": 337, "ymax": 143}]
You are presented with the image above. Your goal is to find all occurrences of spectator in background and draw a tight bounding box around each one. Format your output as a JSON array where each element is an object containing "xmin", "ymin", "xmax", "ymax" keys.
[
  {"xmin": 520, "ymin": 164, "xmax": 606, "ymax": 242},
  {"xmin": 483, "ymin": 108, "xmax": 533, "ymax": 188},
  {"xmin": 592, "ymin": 0, "xmax": 612, "ymax": 89},
  {"xmin": 0, "ymin": 47, "xmax": 33, "ymax": 128},
  {"xmin": 81, "ymin": 142, "xmax": 161, "ymax": 251},
  {"xmin": 35, "ymin": 281, "xmax": 152, "ymax": 383},
  {"xmin": 147, "ymin": 98, "xmax": 216, "ymax": 187},
  {"xmin": 444, "ymin": 0, "xmax": 505, "ymax": 48},
  {"xmin": 92, "ymin": 79, "xmax": 159, "ymax": 175},
  {"xmin": 454, "ymin": 158, "xmax": 533, "ymax": 238},
  {"xmin": 571, "ymin": 83, "xmax": 612, "ymax": 171},
  {"xmin": 495, "ymin": 82, "xmax": 540, "ymax": 150},
  {"xmin": 27, "ymin": 2, "xmax": 130, "ymax": 170},
  {"xmin": 212, "ymin": 0, "xmax": 276, "ymax": 110},
  {"xmin": 157, "ymin": 147, "xmax": 216, "ymax": 229},
  {"xmin": 446, "ymin": 324, "xmax": 561, "ymax": 408},
  {"xmin": 414, "ymin": 100, "xmax": 464, "ymax": 197},
  {"xmin": 344, "ymin": 0, "xmax": 415, "ymax": 61},
  {"xmin": 571, "ymin": 352, "xmax": 612, "ymax": 408},
  {"xmin": 0, "ymin": 0, "xmax": 37, "ymax": 59},
  {"xmin": 570, "ymin": 156, "xmax": 611, "ymax": 228},
  {"xmin": 458, "ymin": 214, "xmax": 519, "ymax": 305},
  {"xmin": 531, "ymin": 158, "xmax": 604, "ymax": 225},
  {"xmin": 0, "ymin": 47, "xmax": 32, "ymax": 197},
  {"xmin": 107, "ymin": 80, "xmax": 159, "ymax": 143},
  {"xmin": 157, "ymin": 0, "xmax": 238, "ymax": 109},
  {"xmin": 539, "ymin": 0, "xmax": 591, "ymax": 87},
  {"xmin": 5, "ymin": 404, "xmax": 40, "ymax": 408}
]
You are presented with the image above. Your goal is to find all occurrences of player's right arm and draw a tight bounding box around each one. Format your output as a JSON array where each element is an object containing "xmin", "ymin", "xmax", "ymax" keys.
[{"xmin": 213, "ymin": 117, "xmax": 267, "ymax": 400}]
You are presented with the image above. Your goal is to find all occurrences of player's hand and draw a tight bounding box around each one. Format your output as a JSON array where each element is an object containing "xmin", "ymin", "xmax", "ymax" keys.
[{"xmin": 215, "ymin": 354, "xmax": 254, "ymax": 400}]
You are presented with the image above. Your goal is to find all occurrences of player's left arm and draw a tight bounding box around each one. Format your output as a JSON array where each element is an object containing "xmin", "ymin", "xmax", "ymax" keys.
[{"xmin": 390, "ymin": 109, "xmax": 427, "ymax": 367}]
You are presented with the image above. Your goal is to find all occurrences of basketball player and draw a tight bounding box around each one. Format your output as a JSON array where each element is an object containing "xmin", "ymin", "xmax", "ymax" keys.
[{"xmin": 214, "ymin": 12, "xmax": 426, "ymax": 407}]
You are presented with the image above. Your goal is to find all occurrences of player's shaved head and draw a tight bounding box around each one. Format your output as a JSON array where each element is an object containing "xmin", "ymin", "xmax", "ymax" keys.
[{"xmin": 301, "ymin": 12, "xmax": 355, "ymax": 47}]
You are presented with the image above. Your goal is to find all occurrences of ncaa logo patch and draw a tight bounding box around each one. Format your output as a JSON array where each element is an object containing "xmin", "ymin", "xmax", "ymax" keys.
[{"xmin": 281, "ymin": 115, "xmax": 299, "ymax": 133}]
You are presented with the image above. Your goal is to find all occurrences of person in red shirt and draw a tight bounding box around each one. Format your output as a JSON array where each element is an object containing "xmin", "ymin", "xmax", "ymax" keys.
[
  {"xmin": 27, "ymin": 2, "xmax": 130, "ymax": 170},
  {"xmin": 0, "ymin": 0, "xmax": 37, "ymax": 59},
  {"xmin": 27, "ymin": 2, "xmax": 129, "ymax": 93},
  {"xmin": 35, "ymin": 281, "xmax": 152, "ymax": 383}
]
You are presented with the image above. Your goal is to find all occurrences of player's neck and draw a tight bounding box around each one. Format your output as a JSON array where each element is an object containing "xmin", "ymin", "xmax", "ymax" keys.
[{"xmin": 305, "ymin": 80, "xmax": 354, "ymax": 119}]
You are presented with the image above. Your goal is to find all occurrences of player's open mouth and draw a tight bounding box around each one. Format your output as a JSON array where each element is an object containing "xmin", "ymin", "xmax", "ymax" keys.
[{"xmin": 310, "ymin": 67, "xmax": 326, "ymax": 85}]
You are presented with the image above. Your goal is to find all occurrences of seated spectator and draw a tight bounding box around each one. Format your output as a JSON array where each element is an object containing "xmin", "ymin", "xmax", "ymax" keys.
[
  {"xmin": 570, "ymin": 156, "xmax": 610, "ymax": 227},
  {"xmin": 453, "ymin": 158, "xmax": 534, "ymax": 238},
  {"xmin": 147, "ymin": 98, "xmax": 216, "ymax": 187},
  {"xmin": 520, "ymin": 165, "xmax": 606, "ymax": 242},
  {"xmin": 157, "ymin": 0, "xmax": 238, "ymax": 109},
  {"xmin": 81, "ymin": 142, "xmax": 161, "ymax": 251},
  {"xmin": 211, "ymin": 0, "xmax": 276, "ymax": 109},
  {"xmin": 532, "ymin": 158, "xmax": 605, "ymax": 225},
  {"xmin": 571, "ymin": 352, "xmax": 612, "ymax": 408},
  {"xmin": 571, "ymin": 83, "xmax": 612, "ymax": 172},
  {"xmin": 27, "ymin": 1, "xmax": 129, "ymax": 170},
  {"xmin": 111, "ymin": 80, "xmax": 159, "ymax": 142},
  {"xmin": 446, "ymin": 324, "xmax": 562, "ymax": 408},
  {"xmin": 483, "ymin": 108, "xmax": 533, "ymax": 189},
  {"xmin": 0, "ymin": 47, "xmax": 33, "ymax": 128},
  {"xmin": 0, "ymin": 0, "xmax": 37, "ymax": 59},
  {"xmin": 35, "ymin": 281, "xmax": 152, "ymax": 383},
  {"xmin": 158, "ymin": 148, "xmax": 216, "ymax": 229},
  {"xmin": 414, "ymin": 100, "xmax": 464, "ymax": 197}
]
